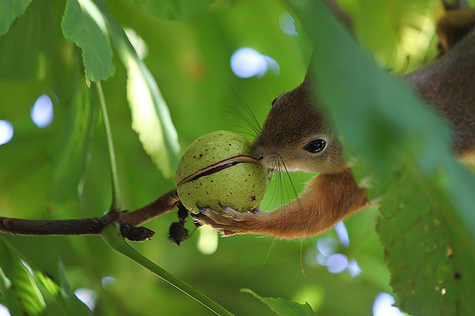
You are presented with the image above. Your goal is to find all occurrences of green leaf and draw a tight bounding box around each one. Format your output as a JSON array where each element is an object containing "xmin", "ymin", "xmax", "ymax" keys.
[
  {"xmin": 61, "ymin": 0, "xmax": 114, "ymax": 82},
  {"xmin": 0, "ymin": 238, "xmax": 46, "ymax": 315},
  {"xmin": 0, "ymin": 0, "xmax": 32, "ymax": 36},
  {"xmin": 0, "ymin": 237, "xmax": 92, "ymax": 316},
  {"xmin": 288, "ymin": 0, "xmax": 475, "ymax": 315},
  {"xmin": 377, "ymin": 167, "xmax": 466, "ymax": 315},
  {"xmin": 95, "ymin": 0, "xmax": 180, "ymax": 178},
  {"xmin": 24, "ymin": 262, "xmax": 91, "ymax": 316},
  {"xmin": 242, "ymin": 289, "xmax": 316, "ymax": 316},
  {"xmin": 122, "ymin": 0, "xmax": 215, "ymax": 20},
  {"xmin": 124, "ymin": 58, "xmax": 180, "ymax": 178},
  {"xmin": 101, "ymin": 223, "xmax": 234, "ymax": 316}
]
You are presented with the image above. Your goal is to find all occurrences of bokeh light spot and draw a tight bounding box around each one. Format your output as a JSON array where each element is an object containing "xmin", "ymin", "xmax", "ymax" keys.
[
  {"xmin": 326, "ymin": 253, "xmax": 348, "ymax": 274},
  {"xmin": 75, "ymin": 288, "xmax": 97, "ymax": 311},
  {"xmin": 347, "ymin": 258, "xmax": 362, "ymax": 277},
  {"xmin": 316, "ymin": 237, "xmax": 338, "ymax": 257},
  {"xmin": 0, "ymin": 120, "xmax": 14, "ymax": 145},
  {"xmin": 0, "ymin": 304, "xmax": 10, "ymax": 316},
  {"xmin": 197, "ymin": 225, "xmax": 218, "ymax": 255},
  {"xmin": 279, "ymin": 12, "xmax": 298, "ymax": 36},
  {"xmin": 373, "ymin": 293, "xmax": 404, "ymax": 316},
  {"xmin": 102, "ymin": 276, "xmax": 116, "ymax": 288},
  {"xmin": 335, "ymin": 221, "xmax": 349, "ymax": 247},
  {"xmin": 31, "ymin": 94, "xmax": 53, "ymax": 128},
  {"xmin": 230, "ymin": 47, "xmax": 279, "ymax": 78}
]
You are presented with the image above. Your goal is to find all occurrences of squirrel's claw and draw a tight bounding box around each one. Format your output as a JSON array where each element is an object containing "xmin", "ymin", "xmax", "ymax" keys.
[
  {"xmin": 193, "ymin": 204, "xmax": 261, "ymax": 236},
  {"xmin": 217, "ymin": 202, "xmax": 245, "ymax": 220},
  {"xmin": 195, "ymin": 204, "xmax": 226, "ymax": 221}
]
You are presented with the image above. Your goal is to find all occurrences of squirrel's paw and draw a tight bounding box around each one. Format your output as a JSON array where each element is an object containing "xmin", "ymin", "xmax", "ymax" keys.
[{"xmin": 193, "ymin": 204, "xmax": 264, "ymax": 236}]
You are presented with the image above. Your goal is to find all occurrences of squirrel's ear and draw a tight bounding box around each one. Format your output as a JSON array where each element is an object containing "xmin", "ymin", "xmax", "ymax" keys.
[{"xmin": 436, "ymin": 9, "xmax": 475, "ymax": 55}]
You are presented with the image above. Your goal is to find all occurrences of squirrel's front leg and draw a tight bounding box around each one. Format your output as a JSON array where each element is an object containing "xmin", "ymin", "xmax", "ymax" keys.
[{"xmin": 194, "ymin": 168, "xmax": 368, "ymax": 239}]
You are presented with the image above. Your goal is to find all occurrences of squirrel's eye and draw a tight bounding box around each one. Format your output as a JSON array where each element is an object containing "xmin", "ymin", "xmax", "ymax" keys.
[
  {"xmin": 304, "ymin": 139, "xmax": 326, "ymax": 153},
  {"xmin": 271, "ymin": 98, "xmax": 278, "ymax": 106}
]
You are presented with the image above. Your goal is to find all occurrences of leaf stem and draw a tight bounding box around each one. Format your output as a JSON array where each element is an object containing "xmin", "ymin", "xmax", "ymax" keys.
[
  {"xmin": 101, "ymin": 224, "xmax": 235, "ymax": 316},
  {"xmin": 95, "ymin": 82, "xmax": 121, "ymax": 212}
]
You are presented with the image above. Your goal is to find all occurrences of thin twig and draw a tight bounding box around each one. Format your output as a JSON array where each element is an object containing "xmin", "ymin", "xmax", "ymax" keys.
[{"xmin": 120, "ymin": 188, "xmax": 179, "ymax": 226}]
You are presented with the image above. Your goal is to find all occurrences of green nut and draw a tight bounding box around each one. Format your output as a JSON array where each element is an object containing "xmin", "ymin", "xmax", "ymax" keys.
[{"xmin": 175, "ymin": 131, "xmax": 267, "ymax": 215}]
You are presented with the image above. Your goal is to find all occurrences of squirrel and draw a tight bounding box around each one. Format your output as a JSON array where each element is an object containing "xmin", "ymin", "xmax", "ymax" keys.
[{"xmin": 193, "ymin": 8, "xmax": 475, "ymax": 239}]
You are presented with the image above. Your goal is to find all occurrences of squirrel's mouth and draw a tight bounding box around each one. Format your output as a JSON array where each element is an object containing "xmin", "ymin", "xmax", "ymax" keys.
[{"xmin": 259, "ymin": 155, "xmax": 286, "ymax": 174}]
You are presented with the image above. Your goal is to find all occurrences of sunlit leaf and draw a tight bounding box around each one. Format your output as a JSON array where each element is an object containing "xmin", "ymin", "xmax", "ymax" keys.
[
  {"xmin": 95, "ymin": 0, "xmax": 180, "ymax": 178},
  {"xmin": 35, "ymin": 270, "xmax": 59, "ymax": 297},
  {"xmin": 0, "ymin": 238, "xmax": 92, "ymax": 316},
  {"xmin": 0, "ymin": 238, "xmax": 46, "ymax": 315},
  {"xmin": 288, "ymin": 0, "xmax": 475, "ymax": 315},
  {"xmin": 123, "ymin": 56, "xmax": 180, "ymax": 178},
  {"xmin": 122, "ymin": 0, "xmax": 215, "ymax": 20},
  {"xmin": 0, "ymin": 0, "xmax": 32, "ymax": 36},
  {"xmin": 61, "ymin": 0, "xmax": 114, "ymax": 82},
  {"xmin": 242, "ymin": 288, "xmax": 316, "ymax": 316}
]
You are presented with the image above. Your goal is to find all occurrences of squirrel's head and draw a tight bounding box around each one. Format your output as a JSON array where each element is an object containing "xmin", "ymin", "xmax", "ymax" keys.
[{"xmin": 250, "ymin": 78, "xmax": 346, "ymax": 174}]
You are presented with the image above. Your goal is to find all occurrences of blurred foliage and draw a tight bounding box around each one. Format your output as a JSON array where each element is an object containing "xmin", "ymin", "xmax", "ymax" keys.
[
  {"xmin": 1, "ymin": 0, "xmax": 474, "ymax": 315},
  {"xmin": 294, "ymin": 1, "xmax": 475, "ymax": 315}
]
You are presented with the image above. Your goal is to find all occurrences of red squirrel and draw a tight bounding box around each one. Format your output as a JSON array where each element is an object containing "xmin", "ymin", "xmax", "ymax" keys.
[{"xmin": 194, "ymin": 9, "xmax": 475, "ymax": 238}]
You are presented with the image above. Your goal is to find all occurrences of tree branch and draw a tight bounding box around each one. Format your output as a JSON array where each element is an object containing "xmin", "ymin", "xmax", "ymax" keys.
[
  {"xmin": 120, "ymin": 188, "xmax": 179, "ymax": 226},
  {"xmin": 0, "ymin": 216, "xmax": 115, "ymax": 236},
  {"xmin": 0, "ymin": 188, "xmax": 179, "ymax": 241}
]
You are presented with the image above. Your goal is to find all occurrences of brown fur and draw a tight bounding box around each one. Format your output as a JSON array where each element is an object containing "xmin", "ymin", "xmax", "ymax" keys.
[
  {"xmin": 436, "ymin": 8, "xmax": 475, "ymax": 55},
  {"xmin": 404, "ymin": 25, "xmax": 475, "ymax": 156}
]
